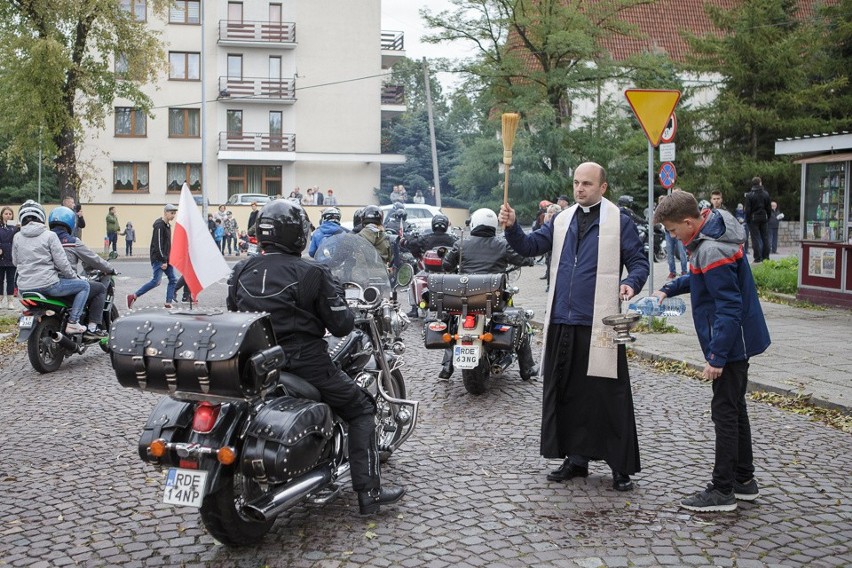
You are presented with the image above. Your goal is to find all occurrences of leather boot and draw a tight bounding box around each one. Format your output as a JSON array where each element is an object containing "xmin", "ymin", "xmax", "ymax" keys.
[
  {"xmin": 358, "ymin": 485, "xmax": 406, "ymax": 515},
  {"xmin": 517, "ymin": 337, "xmax": 538, "ymax": 379},
  {"xmin": 438, "ymin": 348, "xmax": 454, "ymax": 379}
]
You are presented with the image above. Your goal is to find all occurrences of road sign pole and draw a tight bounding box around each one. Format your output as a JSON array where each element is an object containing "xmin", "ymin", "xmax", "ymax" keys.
[{"xmin": 647, "ymin": 141, "xmax": 655, "ymax": 294}]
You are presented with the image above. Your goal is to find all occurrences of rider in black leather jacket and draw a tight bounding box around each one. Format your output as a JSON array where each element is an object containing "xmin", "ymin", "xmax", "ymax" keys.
[
  {"xmin": 226, "ymin": 200, "xmax": 405, "ymax": 516},
  {"xmin": 438, "ymin": 208, "xmax": 537, "ymax": 380},
  {"xmin": 404, "ymin": 214, "xmax": 457, "ymax": 259}
]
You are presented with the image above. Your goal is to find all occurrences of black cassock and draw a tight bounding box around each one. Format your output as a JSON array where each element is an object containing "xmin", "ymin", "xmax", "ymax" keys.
[{"xmin": 540, "ymin": 323, "xmax": 641, "ymax": 475}]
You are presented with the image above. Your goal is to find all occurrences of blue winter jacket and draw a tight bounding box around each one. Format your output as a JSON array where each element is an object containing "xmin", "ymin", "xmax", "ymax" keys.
[
  {"xmin": 660, "ymin": 209, "xmax": 770, "ymax": 367},
  {"xmin": 309, "ymin": 221, "xmax": 347, "ymax": 257},
  {"xmin": 504, "ymin": 206, "xmax": 649, "ymax": 326}
]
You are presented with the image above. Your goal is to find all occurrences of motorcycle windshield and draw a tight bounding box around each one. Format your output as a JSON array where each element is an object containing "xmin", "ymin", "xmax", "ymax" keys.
[{"xmin": 314, "ymin": 233, "xmax": 391, "ymax": 297}]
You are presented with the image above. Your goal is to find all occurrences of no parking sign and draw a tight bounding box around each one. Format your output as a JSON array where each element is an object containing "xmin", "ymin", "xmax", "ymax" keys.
[{"xmin": 658, "ymin": 162, "xmax": 677, "ymax": 189}]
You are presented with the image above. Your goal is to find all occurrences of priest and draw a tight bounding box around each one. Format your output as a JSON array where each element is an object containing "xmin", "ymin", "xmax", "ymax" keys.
[{"xmin": 498, "ymin": 162, "xmax": 649, "ymax": 491}]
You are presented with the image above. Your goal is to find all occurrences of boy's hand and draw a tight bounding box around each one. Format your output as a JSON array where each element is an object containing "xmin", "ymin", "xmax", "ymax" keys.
[{"xmin": 703, "ymin": 363, "xmax": 723, "ymax": 381}]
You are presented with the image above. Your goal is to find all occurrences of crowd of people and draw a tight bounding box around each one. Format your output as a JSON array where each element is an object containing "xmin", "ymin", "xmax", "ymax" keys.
[{"xmin": 0, "ymin": 169, "xmax": 779, "ymax": 514}]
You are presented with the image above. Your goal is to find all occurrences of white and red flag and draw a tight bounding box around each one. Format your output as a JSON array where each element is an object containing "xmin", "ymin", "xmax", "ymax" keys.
[{"xmin": 170, "ymin": 183, "xmax": 231, "ymax": 300}]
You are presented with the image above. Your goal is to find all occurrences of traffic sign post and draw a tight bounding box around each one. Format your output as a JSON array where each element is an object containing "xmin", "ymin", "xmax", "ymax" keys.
[{"xmin": 624, "ymin": 89, "xmax": 681, "ymax": 294}]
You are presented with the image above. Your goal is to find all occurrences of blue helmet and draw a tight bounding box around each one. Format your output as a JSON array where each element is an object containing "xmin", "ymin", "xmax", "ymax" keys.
[{"xmin": 48, "ymin": 206, "xmax": 77, "ymax": 233}]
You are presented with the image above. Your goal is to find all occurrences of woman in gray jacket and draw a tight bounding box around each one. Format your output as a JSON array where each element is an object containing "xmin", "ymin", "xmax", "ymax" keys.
[{"xmin": 12, "ymin": 201, "xmax": 90, "ymax": 335}]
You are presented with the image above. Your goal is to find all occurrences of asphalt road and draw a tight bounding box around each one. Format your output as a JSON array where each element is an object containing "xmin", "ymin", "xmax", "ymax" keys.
[{"xmin": 0, "ymin": 266, "xmax": 850, "ymax": 567}]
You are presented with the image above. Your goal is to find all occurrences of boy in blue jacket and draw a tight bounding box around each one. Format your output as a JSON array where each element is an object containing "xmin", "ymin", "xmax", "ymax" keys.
[{"xmin": 652, "ymin": 190, "xmax": 770, "ymax": 513}]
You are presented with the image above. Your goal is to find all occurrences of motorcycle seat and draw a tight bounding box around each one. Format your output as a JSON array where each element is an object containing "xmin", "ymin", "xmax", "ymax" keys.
[
  {"xmin": 21, "ymin": 292, "xmax": 71, "ymax": 307},
  {"xmin": 278, "ymin": 372, "xmax": 322, "ymax": 402}
]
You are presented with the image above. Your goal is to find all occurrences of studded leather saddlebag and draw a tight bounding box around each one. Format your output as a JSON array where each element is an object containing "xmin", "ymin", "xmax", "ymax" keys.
[
  {"xmin": 241, "ymin": 395, "xmax": 334, "ymax": 484},
  {"xmin": 426, "ymin": 273, "xmax": 506, "ymax": 317},
  {"xmin": 137, "ymin": 397, "xmax": 194, "ymax": 466},
  {"xmin": 110, "ymin": 308, "xmax": 277, "ymax": 400}
]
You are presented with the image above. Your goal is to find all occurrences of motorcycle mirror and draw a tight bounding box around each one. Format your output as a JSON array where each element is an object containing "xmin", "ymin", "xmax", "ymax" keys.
[{"xmin": 395, "ymin": 263, "xmax": 414, "ymax": 288}]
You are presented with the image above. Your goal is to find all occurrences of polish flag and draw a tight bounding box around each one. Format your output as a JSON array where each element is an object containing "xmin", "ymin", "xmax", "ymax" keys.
[{"xmin": 170, "ymin": 183, "xmax": 231, "ymax": 300}]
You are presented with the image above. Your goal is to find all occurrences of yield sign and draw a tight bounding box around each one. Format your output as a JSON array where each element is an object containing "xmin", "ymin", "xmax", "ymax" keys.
[{"xmin": 624, "ymin": 89, "xmax": 681, "ymax": 147}]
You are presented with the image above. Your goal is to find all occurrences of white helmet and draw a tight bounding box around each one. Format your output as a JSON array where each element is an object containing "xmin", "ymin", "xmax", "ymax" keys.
[{"xmin": 470, "ymin": 208, "xmax": 498, "ymax": 231}]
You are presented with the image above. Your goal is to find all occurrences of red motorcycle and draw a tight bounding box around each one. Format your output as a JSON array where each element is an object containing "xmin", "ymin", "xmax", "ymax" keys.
[{"xmin": 409, "ymin": 247, "xmax": 449, "ymax": 319}]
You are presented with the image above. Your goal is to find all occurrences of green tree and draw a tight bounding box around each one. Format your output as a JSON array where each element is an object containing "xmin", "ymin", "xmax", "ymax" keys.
[
  {"xmin": 682, "ymin": 0, "xmax": 846, "ymax": 217},
  {"xmin": 0, "ymin": 0, "xmax": 167, "ymax": 202},
  {"xmin": 0, "ymin": 135, "xmax": 59, "ymax": 203},
  {"xmin": 812, "ymin": 0, "xmax": 852, "ymax": 130}
]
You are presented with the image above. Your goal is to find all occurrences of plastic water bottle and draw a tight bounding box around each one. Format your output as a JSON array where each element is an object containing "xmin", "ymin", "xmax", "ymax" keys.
[{"xmin": 627, "ymin": 296, "xmax": 686, "ymax": 317}]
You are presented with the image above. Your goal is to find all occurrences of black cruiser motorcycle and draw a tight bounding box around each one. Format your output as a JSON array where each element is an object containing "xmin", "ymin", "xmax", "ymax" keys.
[{"xmin": 110, "ymin": 234, "xmax": 418, "ymax": 546}]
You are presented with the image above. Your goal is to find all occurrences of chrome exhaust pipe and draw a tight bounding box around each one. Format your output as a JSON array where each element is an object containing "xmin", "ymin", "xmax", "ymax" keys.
[
  {"xmin": 242, "ymin": 466, "xmax": 333, "ymax": 522},
  {"xmin": 50, "ymin": 332, "xmax": 81, "ymax": 353}
]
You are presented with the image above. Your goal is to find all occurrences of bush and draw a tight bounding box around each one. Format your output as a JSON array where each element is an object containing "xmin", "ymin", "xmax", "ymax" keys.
[{"xmin": 751, "ymin": 256, "xmax": 798, "ymax": 294}]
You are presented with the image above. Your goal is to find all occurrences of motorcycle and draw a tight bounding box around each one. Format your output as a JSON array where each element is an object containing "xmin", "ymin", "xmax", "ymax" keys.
[
  {"xmin": 408, "ymin": 245, "xmax": 449, "ymax": 320},
  {"xmin": 110, "ymin": 233, "xmax": 418, "ymax": 547},
  {"xmin": 636, "ymin": 220, "xmax": 667, "ymax": 263},
  {"xmin": 17, "ymin": 270, "xmax": 118, "ymax": 373},
  {"xmin": 422, "ymin": 268, "xmax": 536, "ymax": 395}
]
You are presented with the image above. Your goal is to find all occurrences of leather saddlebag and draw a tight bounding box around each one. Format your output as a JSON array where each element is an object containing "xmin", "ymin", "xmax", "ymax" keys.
[
  {"xmin": 426, "ymin": 273, "xmax": 506, "ymax": 316},
  {"xmin": 137, "ymin": 397, "xmax": 194, "ymax": 466},
  {"xmin": 110, "ymin": 308, "xmax": 277, "ymax": 400},
  {"xmin": 488, "ymin": 308, "xmax": 525, "ymax": 350},
  {"xmin": 241, "ymin": 396, "xmax": 334, "ymax": 484},
  {"xmin": 423, "ymin": 319, "xmax": 452, "ymax": 349}
]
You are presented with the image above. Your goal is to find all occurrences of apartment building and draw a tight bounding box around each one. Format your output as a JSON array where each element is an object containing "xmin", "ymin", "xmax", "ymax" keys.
[{"xmin": 82, "ymin": 0, "xmax": 406, "ymax": 207}]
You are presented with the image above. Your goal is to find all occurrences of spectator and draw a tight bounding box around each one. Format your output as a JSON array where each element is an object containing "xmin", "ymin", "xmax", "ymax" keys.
[
  {"xmin": 302, "ymin": 188, "xmax": 315, "ymax": 207},
  {"xmin": 389, "ymin": 185, "xmax": 404, "ymax": 204},
  {"xmin": 0, "ymin": 206, "xmax": 18, "ymax": 309},
  {"xmin": 213, "ymin": 219, "xmax": 224, "ymax": 252},
  {"xmin": 664, "ymin": 189, "xmax": 688, "ymax": 279},
  {"xmin": 710, "ymin": 190, "xmax": 727, "ymax": 211},
  {"xmin": 105, "ymin": 206, "xmax": 120, "ymax": 256},
  {"xmin": 325, "ymin": 189, "xmax": 338, "ymax": 206},
  {"xmin": 289, "ymin": 187, "xmax": 303, "ymax": 203},
  {"xmin": 126, "ymin": 204, "xmax": 179, "ymax": 310},
  {"xmin": 121, "ymin": 221, "xmax": 136, "ymax": 257},
  {"xmin": 413, "ymin": 190, "xmax": 425, "ymax": 204},
  {"xmin": 744, "ymin": 177, "xmax": 772, "ymax": 263},
  {"xmin": 398, "ymin": 184, "xmax": 408, "ymax": 203},
  {"xmin": 62, "ymin": 196, "xmax": 86, "ymax": 238},
  {"xmin": 247, "ymin": 202, "xmax": 259, "ymax": 237},
  {"xmin": 313, "ymin": 186, "xmax": 324, "ymax": 205},
  {"xmin": 556, "ymin": 195, "xmax": 570, "ymax": 210},
  {"xmin": 768, "ymin": 201, "xmax": 784, "ymax": 255},
  {"xmin": 207, "ymin": 213, "xmax": 216, "ymax": 239},
  {"xmin": 216, "ymin": 204, "xmax": 228, "ymax": 224},
  {"xmin": 426, "ymin": 186, "xmax": 436, "ymax": 205},
  {"xmin": 223, "ymin": 211, "xmax": 239, "ymax": 255},
  {"xmin": 735, "ymin": 203, "xmax": 749, "ymax": 254}
]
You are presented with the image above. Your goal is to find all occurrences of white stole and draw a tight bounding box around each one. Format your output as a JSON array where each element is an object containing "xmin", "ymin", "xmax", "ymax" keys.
[{"xmin": 540, "ymin": 197, "xmax": 621, "ymax": 379}]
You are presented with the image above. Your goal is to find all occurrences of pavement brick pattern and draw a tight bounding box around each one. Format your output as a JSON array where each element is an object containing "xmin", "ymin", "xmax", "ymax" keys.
[{"xmin": 0, "ymin": 272, "xmax": 849, "ymax": 567}]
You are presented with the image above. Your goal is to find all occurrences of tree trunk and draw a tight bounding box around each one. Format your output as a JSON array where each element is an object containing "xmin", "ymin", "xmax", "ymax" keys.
[{"xmin": 54, "ymin": 126, "xmax": 80, "ymax": 204}]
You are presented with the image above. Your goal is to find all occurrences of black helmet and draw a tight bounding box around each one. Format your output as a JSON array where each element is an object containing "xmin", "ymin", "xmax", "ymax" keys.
[
  {"xmin": 391, "ymin": 202, "xmax": 406, "ymax": 212},
  {"xmin": 320, "ymin": 207, "xmax": 341, "ymax": 224},
  {"xmin": 353, "ymin": 208, "xmax": 364, "ymax": 227},
  {"xmin": 361, "ymin": 205, "xmax": 382, "ymax": 226},
  {"xmin": 617, "ymin": 195, "xmax": 634, "ymax": 207},
  {"xmin": 256, "ymin": 200, "xmax": 311, "ymax": 254},
  {"xmin": 431, "ymin": 214, "xmax": 449, "ymax": 233}
]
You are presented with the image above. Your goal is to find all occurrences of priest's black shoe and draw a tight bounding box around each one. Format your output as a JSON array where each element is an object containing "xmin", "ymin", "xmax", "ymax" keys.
[
  {"xmin": 612, "ymin": 472, "xmax": 634, "ymax": 492},
  {"xmin": 546, "ymin": 460, "xmax": 588, "ymax": 482},
  {"xmin": 358, "ymin": 485, "xmax": 406, "ymax": 515}
]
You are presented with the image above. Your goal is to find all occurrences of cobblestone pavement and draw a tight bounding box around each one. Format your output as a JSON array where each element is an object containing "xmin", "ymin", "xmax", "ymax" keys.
[{"xmin": 0, "ymin": 275, "xmax": 850, "ymax": 567}]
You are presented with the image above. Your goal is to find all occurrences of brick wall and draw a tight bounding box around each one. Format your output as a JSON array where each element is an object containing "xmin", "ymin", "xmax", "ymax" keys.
[{"xmin": 778, "ymin": 221, "xmax": 801, "ymax": 248}]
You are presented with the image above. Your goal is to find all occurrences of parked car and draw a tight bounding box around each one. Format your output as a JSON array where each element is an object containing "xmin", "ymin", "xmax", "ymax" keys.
[
  {"xmin": 226, "ymin": 193, "xmax": 273, "ymax": 205},
  {"xmin": 380, "ymin": 204, "xmax": 443, "ymax": 232}
]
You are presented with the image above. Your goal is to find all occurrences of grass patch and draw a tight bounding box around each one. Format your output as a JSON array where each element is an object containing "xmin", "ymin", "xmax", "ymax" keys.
[
  {"xmin": 633, "ymin": 316, "xmax": 678, "ymax": 334},
  {"xmin": 0, "ymin": 315, "xmax": 17, "ymax": 335},
  {"xmin": 758, "ymin": 290, "xmax": 826, "ymax": 310},
  {"xmin": 751, "ymin": 256, "xmax": 798, "ymax": 294}
]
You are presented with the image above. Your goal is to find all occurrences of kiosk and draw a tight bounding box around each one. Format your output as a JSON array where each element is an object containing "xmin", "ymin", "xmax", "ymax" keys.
[{"xmin": 775, "ymin": 132, "xmax": 852, "ymax": 308}]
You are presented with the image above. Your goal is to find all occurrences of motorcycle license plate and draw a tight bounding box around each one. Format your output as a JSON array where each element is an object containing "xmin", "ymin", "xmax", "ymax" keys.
[
  {"xmin": 18, "ymin": 316, "xmax": 33, "ymax": 329},
  {"xmin": 453, "ymin": 345, "xmax": 480, "ymax": 369},
  {"xmin": 163, "ymin": 468, "xmax": 208, "ymax": 508}
]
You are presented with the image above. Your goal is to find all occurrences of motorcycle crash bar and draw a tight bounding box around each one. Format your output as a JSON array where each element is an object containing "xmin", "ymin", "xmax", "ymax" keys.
[{"xmin": 242, "ymin": 465, "xmax": 338, "ymax": 522}]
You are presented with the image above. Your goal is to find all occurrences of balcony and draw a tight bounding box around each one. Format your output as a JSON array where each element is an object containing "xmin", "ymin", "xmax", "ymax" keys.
[
  {"xmin": 218, "ymin": 20, "xmax": 296, "ymax": 47},
  {"xmin": 219, "ymin": 132, "xmax": 296, "ymax": 154},
  {"xmin": 381, "ymin": 30, "xmax": 405, "ymax": 69},
  {"xmin": 218, "ymin": 77, "xmax": 296, "ymax": 103},
  {"xmin": 381, "ymin": 84, "xmax": 405, "ymax": 119}
]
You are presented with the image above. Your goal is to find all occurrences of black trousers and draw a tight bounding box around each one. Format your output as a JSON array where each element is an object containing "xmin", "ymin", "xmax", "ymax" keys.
[
  {"xmin": 749, "ymin": 220, "xmax": 770, "ymax": 261},
  {"xmin": 710, "ymin": 359, "xmax": 754, "ymax": 493},
  {"xmin": 84, "ymin": 280, "xmax": 106, "ymax": 326},
  {"xmin": 283, "ymin": 340, "xmax": 379, "ymax": 492}
]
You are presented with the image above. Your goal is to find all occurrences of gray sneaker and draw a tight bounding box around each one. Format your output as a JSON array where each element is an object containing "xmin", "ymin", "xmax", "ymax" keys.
[
  {"xmin": 680, "ymin": 484, "xmax": 737, "ymax": 512},
  {"xmin": 734, "ymin": 478, "xmax": 759, "ymax": 501}
]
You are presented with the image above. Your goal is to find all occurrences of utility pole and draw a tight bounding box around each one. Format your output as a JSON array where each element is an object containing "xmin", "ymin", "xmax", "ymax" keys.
[
  {"xmin": 422, "ymin": 58, "xmax": 441, "ymax": 207},
  {"xmin": 200, "ymin": 0, "xmax": 209, "ymax": 218},
  {"xmin": 37, "ymin": 126, "xmax": 43, "ymax": 203}
]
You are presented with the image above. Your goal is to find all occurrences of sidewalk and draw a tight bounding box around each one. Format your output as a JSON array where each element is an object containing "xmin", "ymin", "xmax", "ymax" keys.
[{"xmin": 513, "ymin": 247, "xmax": 852, "ymax": 414}]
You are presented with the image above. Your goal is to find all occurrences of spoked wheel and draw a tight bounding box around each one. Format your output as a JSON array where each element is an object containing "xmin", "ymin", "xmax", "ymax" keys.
[
  {"xmin": 462, "ymin": 358, "xmax": 491, "ymax": 395},
  {"xmin": 376, "ymin": 369, "xmax": 407, "ymax": 463},
  {"xmin": 27, "ymin": 316, "xmax": 65, "ymax": 374},
  {"xmin": 200, "ymin": 469, "xmax": 274, "ymax": 547}
]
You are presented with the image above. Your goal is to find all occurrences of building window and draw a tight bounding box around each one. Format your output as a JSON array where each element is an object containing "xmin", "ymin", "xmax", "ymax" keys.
[
  {"xmin": 167, "ymin": 163, "xmax": 202, "ymax": 192},
  {"xmin": 228, "ymin": 2, "xmax": 243, "ymax": 23},
  {"xmin": 169, "ymin": 0, "xmax": 200, "ymax": 24},
  {"xmin": 169, "ymin": 52, "xmax": 200, "ymax": 80},
  {"xmin": 115, "ymin": 53, "xmax": 129, "ymax": 76},
  {"xmin": 269, "ymin": 3, "xmax": 282, "ymax": 23},
  {"xmin": 120, "ymin": 0, "xmax": 146, "ymax": 21},
  {"xmin": 227, "ymin": 110, "xmax": 243, "ymax": 136},
  {"xmin": 227, "ymin": 54, "xmax": 242, "ymax": 79},
  {"xmin": 168, "ymin": 108, "xmax": 200, "ymax": 137},
  {"xmin": 113, "ymin": 162, "xmax": 149, "ymax": 193},
  {"xmin": 114, "ymin": 107, "xmax": 146, "ymax": 137},
  {"xmin": 228, "ymin": 165, "xmax": 280, "ymax": 196}
]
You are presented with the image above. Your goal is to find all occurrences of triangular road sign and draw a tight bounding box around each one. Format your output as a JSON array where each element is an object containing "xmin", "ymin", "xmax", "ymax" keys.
[{"xmin": 624, "ymin": 89, "xmax": 681, "ymax": 147}]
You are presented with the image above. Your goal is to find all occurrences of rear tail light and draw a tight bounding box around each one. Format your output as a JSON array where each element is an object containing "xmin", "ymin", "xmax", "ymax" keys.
[
  {"xmin": 192, "ymin": 402, "xmax": 220, "ymax": 433},
  {"xmin": 462, "ymin": 315, "xmax": 477, "ymax": 329},
  {"xmin": 179, "ymin": 459, "xmax": 198, "ymax": 469}
]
